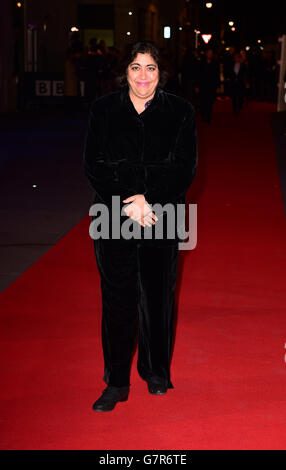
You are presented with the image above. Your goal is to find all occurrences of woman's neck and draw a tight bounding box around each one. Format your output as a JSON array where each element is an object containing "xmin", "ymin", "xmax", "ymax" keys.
[{"xmin": 128, "ymin": 88, "xmax": 155, "ymax": 112}]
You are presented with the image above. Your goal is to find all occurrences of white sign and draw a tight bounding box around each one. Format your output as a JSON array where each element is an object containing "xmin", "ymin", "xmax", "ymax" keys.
[
  {"xmin": 35, "ymin": 80, "xmax": 51, "ymax": 96},
  {"xmin": 35, "ymin": 80, "xmax": 85, "ymax": 96},
  {"xmin": 278, "ymin": 35, "xmax": 286, "ymax": 112}
]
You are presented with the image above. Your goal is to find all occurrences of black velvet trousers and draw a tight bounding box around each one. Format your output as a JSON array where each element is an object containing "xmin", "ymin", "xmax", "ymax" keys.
[{"xmin": 93, "ymin": 238, "xmax": 179, "ymax": 389}]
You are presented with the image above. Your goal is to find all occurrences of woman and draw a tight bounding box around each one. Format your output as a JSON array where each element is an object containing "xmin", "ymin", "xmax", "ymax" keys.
[{"xmin": 83, "ymin": 40, "xmax": 198, "ymax": 412}]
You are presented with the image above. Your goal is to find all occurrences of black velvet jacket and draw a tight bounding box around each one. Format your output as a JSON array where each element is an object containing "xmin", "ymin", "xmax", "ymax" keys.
[{"xmin": 83, "ymin": 84, "xmax": 198, "ymax": 243}]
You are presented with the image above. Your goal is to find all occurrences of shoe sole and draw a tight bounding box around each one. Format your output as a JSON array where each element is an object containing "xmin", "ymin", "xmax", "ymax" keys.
[{"xmin": 147, "ymin": 386, "xmax": 167, "ymax": 395}]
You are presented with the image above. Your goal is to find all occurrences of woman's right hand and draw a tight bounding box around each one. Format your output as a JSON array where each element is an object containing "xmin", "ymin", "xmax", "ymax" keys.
[{"xmin": 122, "ymin": 194, "xmax": 158, "ymax": 227}]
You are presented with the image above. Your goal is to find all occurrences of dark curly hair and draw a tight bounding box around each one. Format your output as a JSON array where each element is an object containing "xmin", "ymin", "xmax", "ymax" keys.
[{"xmin": 117, "ymin": 40, "xmax": 163, "ymax": 88}]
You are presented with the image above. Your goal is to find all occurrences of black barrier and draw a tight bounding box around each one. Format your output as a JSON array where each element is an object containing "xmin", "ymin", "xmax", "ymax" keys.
[{"xmin": 0, "ymin": 449, "xmax": 285, "ymax": 466}]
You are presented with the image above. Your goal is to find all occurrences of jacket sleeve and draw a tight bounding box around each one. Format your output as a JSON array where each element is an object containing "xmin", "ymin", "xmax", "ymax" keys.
[
  {"xmin": 82, "ymin": 101, "xmax": 141, "ymax": 206},
  {"xmin": 143, "ymin": 104, "xmax": 198, "ymax": 207}
]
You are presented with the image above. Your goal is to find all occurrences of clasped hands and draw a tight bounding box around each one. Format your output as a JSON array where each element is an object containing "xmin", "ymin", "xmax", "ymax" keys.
[{"xmin": 122, "ymin": 194, "xmax": 158, "ymax": 227}]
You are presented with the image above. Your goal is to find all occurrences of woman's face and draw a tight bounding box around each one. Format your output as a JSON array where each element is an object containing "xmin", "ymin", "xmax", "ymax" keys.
[{"xmin": 126, "ymin": 52, "xmax": 159, "ymax": 98}]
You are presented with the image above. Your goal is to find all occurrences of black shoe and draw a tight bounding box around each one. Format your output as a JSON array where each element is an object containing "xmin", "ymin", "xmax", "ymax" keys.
[
  {"xmin": 147, "ymin": 382, "xmax": 167, "ymax": 395},
  {"xmin": 92, "ymin": 385, "xmax": 130, "ymax": 412}
]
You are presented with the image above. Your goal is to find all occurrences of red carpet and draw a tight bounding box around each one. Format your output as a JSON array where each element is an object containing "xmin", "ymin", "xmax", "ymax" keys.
[{"xmin": 1, "ymin": 100, "xmax": 286, "ymax": 450}]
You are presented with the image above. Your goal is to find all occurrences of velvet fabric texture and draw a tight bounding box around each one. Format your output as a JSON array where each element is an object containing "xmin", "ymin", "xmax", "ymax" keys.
[
  {"xmin": 83, "ymin": 83, "xmax": 198, "ymax": 245},
  {"xmin": 83, "ymin": 84, "xmax": 198, "ymax": 388},
  {"xmin": 94, "ymin": 238, "xmax": 178, "ymax": 388}
]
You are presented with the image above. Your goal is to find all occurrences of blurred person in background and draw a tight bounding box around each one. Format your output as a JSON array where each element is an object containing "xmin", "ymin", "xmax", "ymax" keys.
[
  {"xmin": 158, "ymin": 47, "xmax": 178, "ymax": 93},
  {"xmin": 247, "ymin": 47, "xmax": 264, "ymax": 101},
  {"xmin": 64, "ymin": 44, "xmax": 83, "ymax": 114},
  {"xmin": 228, "ymin": 51, "xmax": 249, "ymax": 115},
  {"xmin": 181, "ymin": 47, "xmax": 200, "ymax": 105},
  {"xmin": 261, "ymin": 50, "xmax": 277, "ymax": 102},
  {"xmin": 84, "ymin": 38, "xmax": 106, "ymax": 104},
  {"xmin": 240, "ymin": 49, "xmax": 251, "ymax": 107},
  {"xmin": 223, "ymin": 45, "xmax": 236, "ymax": 98},
  {"xmin": 194, "ymin": 47, "xmax": 220, "ymax": 123}
]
